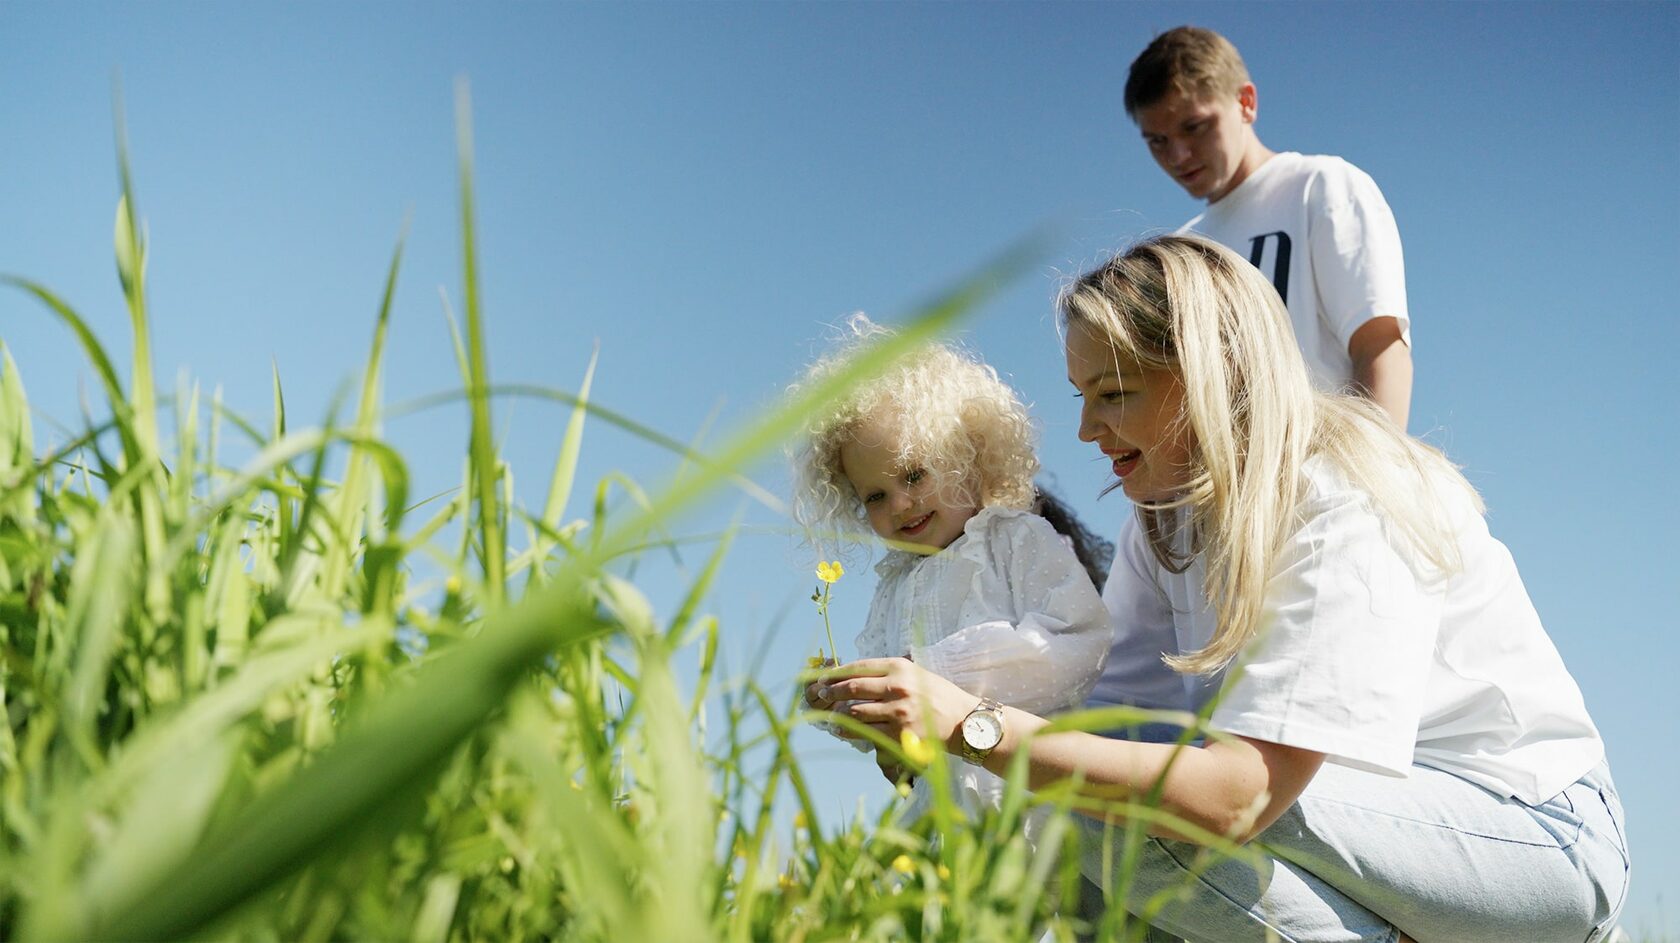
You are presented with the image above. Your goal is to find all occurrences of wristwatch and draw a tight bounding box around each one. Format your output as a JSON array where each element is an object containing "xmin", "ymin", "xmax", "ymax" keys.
[{"xmin": 958, "ymin": 697, "xmax": 1005, "ymax": 764}]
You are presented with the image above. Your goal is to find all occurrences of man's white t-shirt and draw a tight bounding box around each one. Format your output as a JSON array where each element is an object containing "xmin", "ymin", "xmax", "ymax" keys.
[
  {"xmin": 1181, "ymin": 152, "xmax": 1409, "ymax": 393},
  {"xmin": 1089, "ymin": 457, "xmax": 1603, "ymax": 806}
]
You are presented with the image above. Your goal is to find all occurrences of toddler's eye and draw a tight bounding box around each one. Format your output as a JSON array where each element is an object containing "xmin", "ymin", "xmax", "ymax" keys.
[
  {"xmin": 863, "ymin": 492, "xmax": 884, "ymax": 504},
  {"xmin": 905, "ymin": 469, "xmax": 926, "ymax": 486}
]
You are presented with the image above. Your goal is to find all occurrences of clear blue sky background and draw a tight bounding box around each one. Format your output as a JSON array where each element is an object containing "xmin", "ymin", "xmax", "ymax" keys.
[{"xmin": 4, "ymin": 2, "xmax": 1676, "ymax": 933}]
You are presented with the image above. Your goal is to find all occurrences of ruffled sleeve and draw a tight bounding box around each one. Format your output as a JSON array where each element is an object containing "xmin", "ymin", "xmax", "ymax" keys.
[{"xmin": 909, "ymin": 510, "xmax": 1113, "ymax": 716}]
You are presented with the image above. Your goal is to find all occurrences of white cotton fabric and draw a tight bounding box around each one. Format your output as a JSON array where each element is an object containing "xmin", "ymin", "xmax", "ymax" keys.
[
  {"xmin": 1182, "ymin": 152, "xmax": 1410, "ymax": 394},
  {"xmin": 853, "ymin": 506, "xmax": 1112, "ymax": 828},
  {"xmin": 1086, "ymin": 512, "xmax": 1224, "ymax": 720},
  {"xmin": 1092, "ymin": 457, "xmax": 1603, "ymax": 806}
]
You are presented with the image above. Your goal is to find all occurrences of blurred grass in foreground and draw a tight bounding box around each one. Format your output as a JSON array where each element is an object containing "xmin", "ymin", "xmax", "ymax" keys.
[{"xmin": 0, "ymin": 84, "xmax": 1246, "ymax": 942}]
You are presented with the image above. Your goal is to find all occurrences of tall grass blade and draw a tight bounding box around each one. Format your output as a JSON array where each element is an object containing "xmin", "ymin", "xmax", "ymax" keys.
[
  {"xmin": 454, "ymin": 79, "xmax": 504, "ymax": 603},
  {"xmin": 95, "ymin": 572, "xmax": 609, "ymax": 939},
  {"xmin": 0, "ymin": 277, "xmax": 140, "ymax": 461},
  {"xmin": 537, "ymin": 346, "xmax": 597, "ymax": 563},
  {"xmin": 111, "ymin": 98, "xmax": 169, "ymax": 620},
  {"xmin": 320, "ymin": 232, "xmax": 405, "ymax": 601},
  {"xmin": 392, "ymin": 383, "xmax": 785, "ymax": 513},
  {"xmin": 0, "ymin": 344, "xmax": 34, "ymax": 519}
]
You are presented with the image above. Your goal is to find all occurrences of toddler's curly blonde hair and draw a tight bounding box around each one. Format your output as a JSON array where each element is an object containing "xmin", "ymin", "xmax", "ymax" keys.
[{"xmin": 789, "ymin": 315, "xmax": 1039, "ymax": 550}]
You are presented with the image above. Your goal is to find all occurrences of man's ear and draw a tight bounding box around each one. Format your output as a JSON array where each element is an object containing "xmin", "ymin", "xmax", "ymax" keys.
[{"xmin": 1237, "ymin": 83, "xmax": 1258, "ymax": 123}]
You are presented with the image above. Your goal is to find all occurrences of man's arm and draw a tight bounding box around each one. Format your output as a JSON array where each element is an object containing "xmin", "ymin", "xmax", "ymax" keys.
[{"xmin": 1349, "ymin": 315, "xmax": 1411, "ymax": 431}]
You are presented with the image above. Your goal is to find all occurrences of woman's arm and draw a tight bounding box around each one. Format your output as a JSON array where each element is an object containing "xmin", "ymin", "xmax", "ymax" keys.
[{"xmin": 812, "ymin": 657, "xmax": 1324, "ymax": 844}]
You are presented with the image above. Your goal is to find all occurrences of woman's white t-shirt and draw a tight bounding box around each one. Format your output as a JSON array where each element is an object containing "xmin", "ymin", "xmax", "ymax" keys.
[{"xmin": 1089, "ymin": 457, "xmax": 1602, "ymax": 806}]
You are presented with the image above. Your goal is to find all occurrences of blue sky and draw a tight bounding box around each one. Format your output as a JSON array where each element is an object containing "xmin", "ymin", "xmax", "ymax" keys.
[{"xmin": 4, "ymin": 1, "xmax": 1676, "ymax": 932}]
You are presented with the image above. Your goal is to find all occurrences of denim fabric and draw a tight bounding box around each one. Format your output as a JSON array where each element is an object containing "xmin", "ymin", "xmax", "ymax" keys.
[{"xmin": 1075, "ymin": 761, "xmax": 1629, "ymax": 943}]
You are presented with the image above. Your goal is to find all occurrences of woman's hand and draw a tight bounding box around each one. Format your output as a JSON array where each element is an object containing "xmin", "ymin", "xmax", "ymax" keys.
[
  {"xmin": 874, "ymin": 750, "xmax": 913, "ymax": 788},
  {"xmin": 804, "ymin": 657, "xmax": 978, "ymax": 754}
]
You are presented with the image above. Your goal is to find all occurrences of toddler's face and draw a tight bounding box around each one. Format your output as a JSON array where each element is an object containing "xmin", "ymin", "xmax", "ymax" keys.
[{"xmin": 839, "ymin": 417, "xmax": 979, "ymax": 552}]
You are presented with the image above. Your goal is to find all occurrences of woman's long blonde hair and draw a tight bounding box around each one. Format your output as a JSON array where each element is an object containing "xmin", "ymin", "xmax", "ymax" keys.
[{"xmin": 1059, "ymin": 235, "xmax": 1479, "ymax": 675}]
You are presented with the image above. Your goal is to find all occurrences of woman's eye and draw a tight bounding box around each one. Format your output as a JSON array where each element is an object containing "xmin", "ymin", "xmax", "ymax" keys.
[{"xmin": 1101, "ymin": 390, "xmax": 1129, "ymax": 403}]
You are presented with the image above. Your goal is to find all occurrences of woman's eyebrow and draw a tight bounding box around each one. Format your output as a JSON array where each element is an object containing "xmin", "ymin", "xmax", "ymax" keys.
[{"xmin": 1070, "ymin": 368, "xmax": 1122, "ymax": 388}]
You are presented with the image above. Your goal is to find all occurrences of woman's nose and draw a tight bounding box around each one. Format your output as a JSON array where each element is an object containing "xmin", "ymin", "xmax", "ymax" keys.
[{"xmin": 1077, "ymin": 401, "xmax": 1100, "ymax": 442}]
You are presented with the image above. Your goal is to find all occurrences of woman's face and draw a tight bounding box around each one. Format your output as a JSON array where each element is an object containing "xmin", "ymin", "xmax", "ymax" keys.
[{"xmin": 1064, "ymin": 324, "xmax": 1197, "ymax": 503}]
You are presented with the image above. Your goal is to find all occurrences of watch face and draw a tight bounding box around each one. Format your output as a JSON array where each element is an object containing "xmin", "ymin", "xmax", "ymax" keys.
[{"xmin": 963, "ymin": 712, "xmax": 1003, "ymax": 751}]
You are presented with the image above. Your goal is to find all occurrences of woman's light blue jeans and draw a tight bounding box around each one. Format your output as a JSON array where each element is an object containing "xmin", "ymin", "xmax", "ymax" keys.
[{"xmin": 1075, "ymin": 760, "xmax": 1630, "ymax": 942}]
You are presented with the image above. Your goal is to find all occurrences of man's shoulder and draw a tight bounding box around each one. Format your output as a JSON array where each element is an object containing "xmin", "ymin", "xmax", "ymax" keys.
[
  {"xmin": 1268, "ymin": 152, "xmax": 1373, "ymax": 187},
  {"xmin": 1292, "ymin": 153, "xmax": 1387, "ymax": 197}
]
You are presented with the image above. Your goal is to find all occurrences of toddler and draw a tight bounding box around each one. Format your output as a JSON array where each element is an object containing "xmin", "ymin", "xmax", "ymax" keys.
[{"xmin": 790, "ymin": 315, "xmax": 1112, "ymax": 832}]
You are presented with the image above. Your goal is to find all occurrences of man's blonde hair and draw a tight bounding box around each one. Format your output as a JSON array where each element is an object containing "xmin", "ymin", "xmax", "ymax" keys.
[
  {"xmin": 1059, "ymin": 236, "xmax": 1477, "ymax": 674},
  {"xmin": 1124, "ymin": 26, "xmax": 1251, "ymax": 119},
  {"xmin": 789, "ymin": 315, "xmax": 1038, "ymax": 554}
]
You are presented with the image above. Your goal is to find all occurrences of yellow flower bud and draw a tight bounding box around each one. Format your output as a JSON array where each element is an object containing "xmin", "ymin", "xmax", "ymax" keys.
[
  {"xmin": 891, "ymin": 854, "xmax": 915, "ymax": 875},
  {"xmin": 900, "ymin": 728, "xmax": 936, "ymax": 767}
]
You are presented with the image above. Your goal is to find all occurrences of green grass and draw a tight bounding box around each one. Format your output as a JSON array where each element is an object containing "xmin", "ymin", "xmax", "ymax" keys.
[{"xmin": 0, "ymin": 90, "xmax": 1240, "ymax": 942}]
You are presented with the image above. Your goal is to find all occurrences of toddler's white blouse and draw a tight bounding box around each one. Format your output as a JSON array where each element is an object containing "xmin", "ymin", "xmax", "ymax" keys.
[{"xmin": 851, "ymin": 506, "xmax": 1112, "ymax": 827}]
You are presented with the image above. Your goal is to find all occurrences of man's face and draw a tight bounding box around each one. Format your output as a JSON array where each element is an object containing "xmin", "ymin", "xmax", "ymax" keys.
[{"xmin": 1135, "ymin": 85, "xmax": 1256, "ymax": 202}]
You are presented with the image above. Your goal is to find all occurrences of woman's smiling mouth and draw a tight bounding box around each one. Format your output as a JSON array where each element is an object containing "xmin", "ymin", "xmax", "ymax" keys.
[{"xmin": 1108, "ymin": 449, "xmax": 1142, "ymax": 477}]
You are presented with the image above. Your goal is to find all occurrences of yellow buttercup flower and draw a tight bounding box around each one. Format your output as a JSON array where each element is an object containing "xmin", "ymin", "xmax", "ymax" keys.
[
  {"xmin": 899, "ymin": 728, "xmax": 936, "ymax": 767},
  {"xmin": 812, "ymin": 561, "xmax": 843, "ymax": 663},
  {"xmin": 937, "ymin": 864, "xmax": 951, "ymax": 881},
  {"xmin": 793, "ymin": 810, "xmax": 808, "ymax": 830},
  {"xmin": 891, "ymin": 854, "xmax": 915, "ymax": 875}
]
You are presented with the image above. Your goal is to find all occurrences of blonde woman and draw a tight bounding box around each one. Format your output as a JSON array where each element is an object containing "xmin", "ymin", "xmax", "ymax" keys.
[{"xmin": 807, "ymin": 238, "xmax": 1628, "ymax": 942}]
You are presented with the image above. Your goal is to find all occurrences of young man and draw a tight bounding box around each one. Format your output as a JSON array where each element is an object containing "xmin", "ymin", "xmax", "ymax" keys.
[
  {"xmin": 1082, "ymin": 27, "xmax": 1420, "ymax": 749},
  {"xmin": 1126, "ymin": 26, "xmax": 1413, "ymax": 429}
]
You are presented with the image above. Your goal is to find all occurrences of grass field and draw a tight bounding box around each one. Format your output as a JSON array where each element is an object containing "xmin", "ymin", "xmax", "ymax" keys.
[{"xmin": 0, "ymin": 92, "xmax": 1266, "ymax": 943}]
